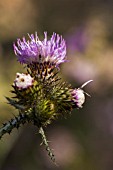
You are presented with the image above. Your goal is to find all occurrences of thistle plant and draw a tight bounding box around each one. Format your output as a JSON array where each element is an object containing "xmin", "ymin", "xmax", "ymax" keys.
[{"xmin": 0, "ymin": 32, "xmax": 92, "ymax": 164}]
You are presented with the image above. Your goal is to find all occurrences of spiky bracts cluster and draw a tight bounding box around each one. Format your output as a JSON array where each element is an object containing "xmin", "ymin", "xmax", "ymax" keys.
[
  {"xmin": 10, "ymin": 62, "xmax": 73, "ymax": 127},
  {"xmin": 0, "ymin": 32, "xmax": 92, "ymax": 164}
]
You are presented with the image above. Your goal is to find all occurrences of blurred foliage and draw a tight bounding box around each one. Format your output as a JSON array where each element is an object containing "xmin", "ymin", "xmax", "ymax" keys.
[{"xmin": 0, "ymin": 0, "xmax": 113, "ymax": 169}]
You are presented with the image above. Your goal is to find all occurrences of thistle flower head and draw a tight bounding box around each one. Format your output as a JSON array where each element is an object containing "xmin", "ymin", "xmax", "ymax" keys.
[
  {"xmin": 13, "ymin": 32, "xmax": 67, "ymax": 67},
  {"xmin": 14, "ymin": 73, "xmax": 34, "ymax": 89},
  {"xmin": 0, "ymin": 32, "xmax": 93, "ymax": 164}
]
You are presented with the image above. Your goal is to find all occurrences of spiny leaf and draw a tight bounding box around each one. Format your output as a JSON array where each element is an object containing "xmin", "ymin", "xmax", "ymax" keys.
[
  {"xmin": 0, "ymin": 113, "xmax": 29, "ymax": 139},
  {"xmin": 6, "ymin": 97, "xmax": 25, "ymax": 110}
]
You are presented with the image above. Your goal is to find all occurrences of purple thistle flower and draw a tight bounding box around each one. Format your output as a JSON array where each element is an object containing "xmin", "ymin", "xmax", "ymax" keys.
[{"xmin": 13, "ymin": 32, "xmax": 67, "ymax": 66}]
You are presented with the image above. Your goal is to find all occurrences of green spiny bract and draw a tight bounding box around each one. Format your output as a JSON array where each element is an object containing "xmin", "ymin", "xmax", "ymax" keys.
[{"xmin": 10, "ymin": 61, "xmax": 74, "ymax": 127}]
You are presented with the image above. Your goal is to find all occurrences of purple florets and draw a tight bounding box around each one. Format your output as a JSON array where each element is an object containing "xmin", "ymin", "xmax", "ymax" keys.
[{"xmin": 13, "ymin": 32, "xmax": 67, "ymax": 66}]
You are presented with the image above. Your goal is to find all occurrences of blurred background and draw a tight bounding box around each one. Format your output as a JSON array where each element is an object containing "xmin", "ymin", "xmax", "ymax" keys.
[{"xmin": 0, "ymin": 0, "xmax": 113, "ymax": 169}]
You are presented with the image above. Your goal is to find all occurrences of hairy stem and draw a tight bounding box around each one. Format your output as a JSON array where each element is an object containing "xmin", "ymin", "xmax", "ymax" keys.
[{"xmin": 39, "ymin": 127, "xmax": 57, "ymax": 165}]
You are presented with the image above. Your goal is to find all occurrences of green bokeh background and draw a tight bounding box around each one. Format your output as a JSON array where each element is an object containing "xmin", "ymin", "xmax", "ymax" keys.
[{"xmin": 0, "ymin": 0, "xmax": 113, "ymax": 169}]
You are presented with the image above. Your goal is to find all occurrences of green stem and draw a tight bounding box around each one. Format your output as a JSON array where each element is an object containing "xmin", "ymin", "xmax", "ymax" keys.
[
  {"xmin": 0, "ymin": 113, "xmax": 28, "ymax": 139},
  {"xmin": 39, "ymin": 127, "xmax": 57, "ymax": 165}
]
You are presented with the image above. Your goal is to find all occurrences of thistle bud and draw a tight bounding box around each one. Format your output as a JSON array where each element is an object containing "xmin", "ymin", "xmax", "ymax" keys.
[
  {"xmin": 72, "ymin": 88, "xmax": 85, "ymax": 108},
  {"xmin": 14, "ymin": 73, "xmax": 34, "ymax": 89},
  {"xmin": 72, "ymin": 80, "xmax": 93, "ymax": 108}
]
